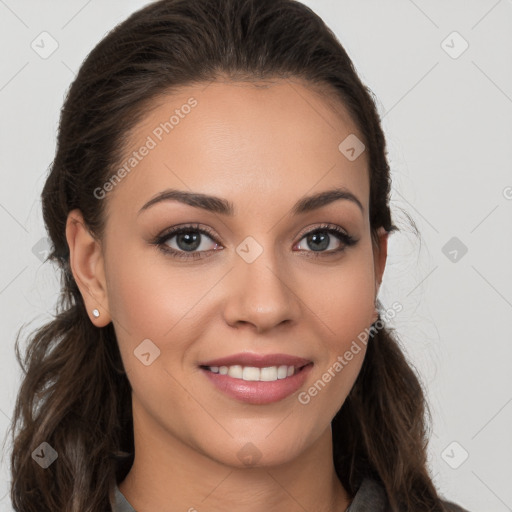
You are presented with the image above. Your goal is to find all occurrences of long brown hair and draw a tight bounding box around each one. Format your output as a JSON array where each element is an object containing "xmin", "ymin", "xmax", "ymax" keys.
[{"xmin": 9, "ymin": 0, "xmax": 448, "ymax": 510}]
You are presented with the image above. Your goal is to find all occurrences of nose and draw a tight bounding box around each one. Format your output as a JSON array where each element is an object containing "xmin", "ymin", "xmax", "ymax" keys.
[{"xmin": 222, "ymin": 246, "xmax": 302, "ymax": 334}]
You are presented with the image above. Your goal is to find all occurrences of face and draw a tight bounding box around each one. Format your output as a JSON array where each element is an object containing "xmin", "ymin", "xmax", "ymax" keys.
[{"xmin": 69, "ymin": 78, "xmax": 387, "ymax": 469}]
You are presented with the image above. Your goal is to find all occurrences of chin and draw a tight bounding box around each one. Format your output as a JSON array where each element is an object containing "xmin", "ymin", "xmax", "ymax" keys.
[{"xmin": 205, "ymin": 434, "xmax": 309, "ymax": 470}]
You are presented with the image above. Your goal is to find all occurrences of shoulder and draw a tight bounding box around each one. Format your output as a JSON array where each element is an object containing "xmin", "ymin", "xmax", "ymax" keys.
[
  {"xmin": 113, "ymin": 483, "xmax": 137, "ymax": 512},
  {"xmin": 348, "ymin": 478, "xmax": 472, "ymax": 512},
  {"xmin": 347, "ymin": 478, "xmax": 387, "ymax": 510},
  {"xmin": 441, "ymin": 499, "xmax": 472, "ymax": 512}
]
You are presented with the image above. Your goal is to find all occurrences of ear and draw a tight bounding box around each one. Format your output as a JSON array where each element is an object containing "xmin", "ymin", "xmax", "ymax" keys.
[
  {"xmin": 371, "ymin": 226, "xmax": 388, "ymax": 321},
  {"xmin": 65, "ymin": 209, "xmax": 111, "ymax": 327}
]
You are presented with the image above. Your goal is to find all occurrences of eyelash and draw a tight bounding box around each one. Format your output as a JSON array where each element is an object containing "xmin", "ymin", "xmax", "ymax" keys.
[{"xmin": 151, "ymin": 223, "xmax": 358, "ymax": 260}]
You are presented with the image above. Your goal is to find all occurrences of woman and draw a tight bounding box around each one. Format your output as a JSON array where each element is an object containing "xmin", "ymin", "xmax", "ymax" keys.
[{"xmin": 9, "ymin": 0, "xmax": 471, "ymax": 510}]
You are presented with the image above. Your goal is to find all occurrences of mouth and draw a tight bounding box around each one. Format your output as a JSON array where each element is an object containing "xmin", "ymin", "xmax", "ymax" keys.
[
  {"xmin": 198, "ymin": 354, "xmax": 314, "ymax": 405},
  {"xmin": 199, "ymin": 362, "xmax": 312, "ymax": 382}
]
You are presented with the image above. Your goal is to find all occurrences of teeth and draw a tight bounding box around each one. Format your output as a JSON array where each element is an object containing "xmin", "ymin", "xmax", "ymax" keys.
[
  {"xmin": 261, "ymin": 367, "xmax": 277, "ymax": 381},
  {"xmin": 242, "ymin": 366, "xmax": 260, "ymax": 381},
  {"xmin": 208, "ymin": 364, "xmax": 297, "ymax": 382},
  {"xmin": 227, "ymin": 365, "xmax": 243, "ymax": 379},
  {"xmin": 277, "ymin": 366, "xmax": 288, "ymax": 379}
]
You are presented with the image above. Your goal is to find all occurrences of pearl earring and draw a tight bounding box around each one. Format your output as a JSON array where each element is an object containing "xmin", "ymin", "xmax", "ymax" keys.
[{"xmin": 92, "ymin": 308, "xmax": 100, "ymax": 318}]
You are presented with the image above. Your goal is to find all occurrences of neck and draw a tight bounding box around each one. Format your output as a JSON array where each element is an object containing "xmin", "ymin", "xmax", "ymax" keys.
[{"xmin": 119, "ymin": 402, "xmax": 352, "ymax": 512}]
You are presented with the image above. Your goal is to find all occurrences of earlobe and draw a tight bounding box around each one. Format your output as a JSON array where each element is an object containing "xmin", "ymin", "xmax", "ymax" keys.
[{"xmin": 65, "ymin": 209, "xmax": 111, "ymax": 326}]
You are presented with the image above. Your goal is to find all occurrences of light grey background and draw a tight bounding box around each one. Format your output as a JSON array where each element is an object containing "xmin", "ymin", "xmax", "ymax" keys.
[{"xmin": 1, "ymin": 1, "xmax": 511, "ymax": 510}]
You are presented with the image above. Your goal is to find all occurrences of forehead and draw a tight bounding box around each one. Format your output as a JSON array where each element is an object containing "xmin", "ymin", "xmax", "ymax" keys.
[{"xmin": 104, "ymin": 78, "xmax": 369, "ymax": 220}]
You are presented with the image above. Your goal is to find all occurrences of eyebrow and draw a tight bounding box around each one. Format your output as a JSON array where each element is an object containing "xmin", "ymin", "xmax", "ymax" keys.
[{"xmin": 137, "ymin": 186, "xmax": 364, "ymax": 217}]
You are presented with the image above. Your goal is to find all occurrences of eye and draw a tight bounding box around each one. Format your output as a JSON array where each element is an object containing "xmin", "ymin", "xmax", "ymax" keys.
[
  {"xmin": 294, "ymin": 224, "xmax": 358, "ymax": 257},
  {"xmin": 151, "ymin": 223, "xmax": 358, "ymax": 260},
  {"xmin": 152, "ymin": 224, "xmax": 222, "ymax": 260}
]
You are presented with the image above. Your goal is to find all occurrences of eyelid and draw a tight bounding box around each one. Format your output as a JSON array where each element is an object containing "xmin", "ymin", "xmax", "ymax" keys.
[
  {"xmin": 154, "ymin": 223, "xmax": 218, "ymax": 242},
  {"xmin": 294, "ymin": 222, "xmax": 350, "ymax": 240},
  {"xmin": 155, "ymin": 222, "xmax": 352, "ymax": 243}
]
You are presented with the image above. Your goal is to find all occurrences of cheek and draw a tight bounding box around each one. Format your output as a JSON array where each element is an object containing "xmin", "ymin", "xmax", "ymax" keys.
[
  {"xmin": 105, "ymin": 246, "xmax": 174, "ymax": 366},
  {"xmin": 107, "ymin": 241, "xmax": 200, "ymax": 334},
  {"xmin": 107, "ymin": 253, "xmax": 167, "ymax": 338},
  {"xmin": 302, "ymin": 251, "xmax": 375, "ymax": 400},
  {"xmin": 106, "ymin": 253, "xmax": 194, "ymax": 418},
  {"xmin": 305, "ymin": 254, "xmax": 376, "ymax": 339},
  {"xmin": 106, "ymin": 245, "xmax": 218, "ymax": 376},
  {"xmin": 298, "ymin": 342, "xmax": 366, "ymax": 440}
]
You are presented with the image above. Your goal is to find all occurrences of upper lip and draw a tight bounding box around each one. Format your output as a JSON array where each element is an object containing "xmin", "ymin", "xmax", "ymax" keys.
[{"xmin": 199, "ymin": 352, "xmax": 312, "ymax": 369}]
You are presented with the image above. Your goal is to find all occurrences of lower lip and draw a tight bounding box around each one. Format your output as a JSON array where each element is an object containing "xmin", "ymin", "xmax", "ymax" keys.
[{"xmin": 200, "ymin": 363, "xmax": 314, "ymax": 405}]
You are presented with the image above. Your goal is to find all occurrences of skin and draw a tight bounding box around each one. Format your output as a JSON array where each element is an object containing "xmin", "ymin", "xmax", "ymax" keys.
[{"xmin": 66, "ymin": 78, "xmax": 388, "ymax": 512}]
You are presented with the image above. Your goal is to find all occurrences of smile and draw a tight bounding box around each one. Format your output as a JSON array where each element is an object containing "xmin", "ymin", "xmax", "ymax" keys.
[
  {"xmin": 200, "ymin": 362, "xmax": 314, "ymax": 405},
  {"xmin": 204, "ymin": 364, "xmax": 300, "ymax": 382}
]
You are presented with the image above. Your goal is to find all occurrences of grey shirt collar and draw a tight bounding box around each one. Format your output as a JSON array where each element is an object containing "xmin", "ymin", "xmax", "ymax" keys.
[{"xmin": 114, "ymin": 477, "xmax": 387, "ymax": 512}]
